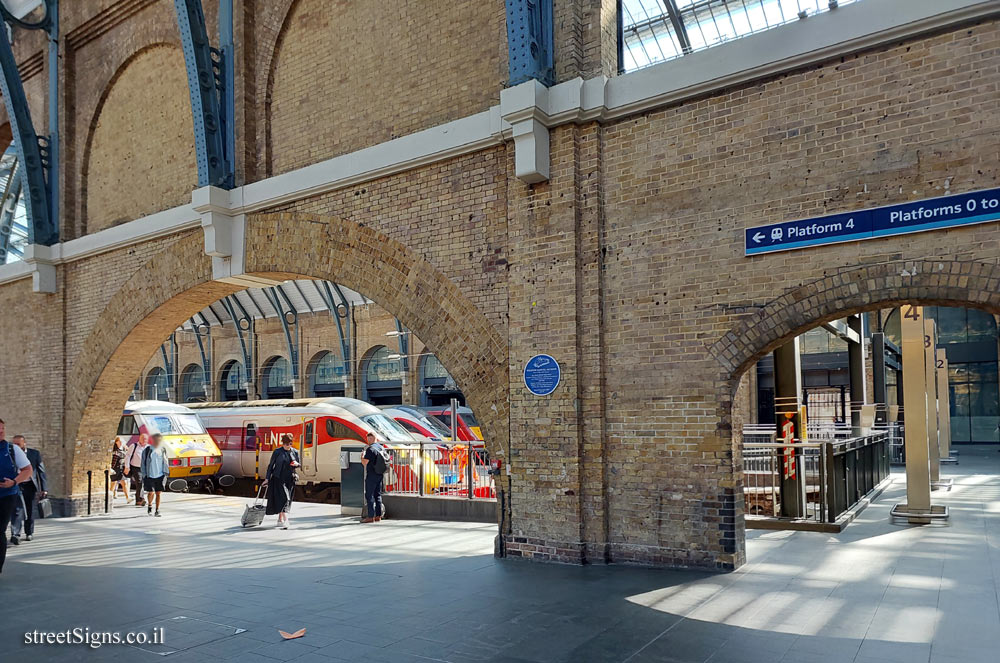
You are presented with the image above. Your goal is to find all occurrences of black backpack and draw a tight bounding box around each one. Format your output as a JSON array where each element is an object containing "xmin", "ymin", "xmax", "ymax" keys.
[{"xmin": 372, "ymin": 445, "xmax": 389, "ymax": 475}]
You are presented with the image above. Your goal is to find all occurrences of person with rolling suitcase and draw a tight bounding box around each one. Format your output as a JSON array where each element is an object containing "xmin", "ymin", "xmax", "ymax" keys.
[{"xmin": 262, "ymin": 434, "xmax": 299, "ymax": 530}]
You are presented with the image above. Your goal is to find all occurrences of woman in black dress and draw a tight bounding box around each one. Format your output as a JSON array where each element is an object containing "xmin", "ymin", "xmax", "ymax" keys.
[{"xmin": 262, "ymin": 434, "xmax": 299, "ymax": 529}]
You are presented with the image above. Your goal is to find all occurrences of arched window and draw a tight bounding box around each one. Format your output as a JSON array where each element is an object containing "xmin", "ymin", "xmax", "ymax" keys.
[
  {"xmin": 263, "ymin": 356, "xmax": 293, "ymax": 399},
  {"xmin": 179, "ymin": 364, "xmax": 206, "ymax": 403},
  {"xmin": 144, "ymin": 367, "xmax": 169, "ymax": 400},
  {"xmin": 418, "ymin": 354, "xmax": 464, "ymax": 407},
  {"xmin": 361, "ymin": 345, "xmax": 402, "ymax": 405},
  {"xmin": 220, "ymin": 361, "xmax": 247, "ymax": 401},
  {"xmin": 309, "ymin": 351, "xmax": 345, "ymax": 397}
]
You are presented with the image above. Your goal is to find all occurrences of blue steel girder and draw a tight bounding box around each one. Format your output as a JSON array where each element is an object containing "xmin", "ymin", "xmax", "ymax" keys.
[
  {"xmin": 0, "ymin": 2, "xmax": 57, "ymax": 246},
  {"xmin": 221, "ymin": 295, "xmax": 253, "ymax": 384},
  {"xmin": 505, "ymin": 0, "xmax": 554, "ymax": 87},
  {"xmin": 190, "ymin": 316, "xmax": 212, "ymax": 380},
  {"xmin": 394, "ymin": 319, "xmax": 410, "ymax": 372},
  {"xmin": 173, "ymin": 0, "xmax": 233, "ymax": 188},
  {"xmin": 329, "ymin": 282, "xmax": 353, "ymax": 376},
  {"xmin": 158, "ymin": 334, "xmax": 177, "ymax": 394},
  {"xmin": 265, "ymin": 286, "xmax": 299, "ymax": 381}
]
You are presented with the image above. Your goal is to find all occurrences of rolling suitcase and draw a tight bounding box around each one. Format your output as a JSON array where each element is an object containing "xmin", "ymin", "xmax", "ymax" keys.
[{"xmin": 241, "ymin": 486, "xmax": 266, "ymax": 528}]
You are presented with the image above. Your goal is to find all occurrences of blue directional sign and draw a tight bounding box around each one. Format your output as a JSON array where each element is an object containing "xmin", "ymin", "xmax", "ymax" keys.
[
  {"xmin": 524, "ymin": 354, "xmax": 560, "ymax": 396},
  {"xmin": 745, "ymin": 187, "xmax": 1000, "ymax": 255}
]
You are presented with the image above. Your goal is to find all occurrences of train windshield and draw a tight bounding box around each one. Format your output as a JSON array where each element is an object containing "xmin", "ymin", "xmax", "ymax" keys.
[
  {"xmin": 362, "ymin": 414, "xmax": 415, "ymax": 443},
  {"xmin": 142, "ymin": 414, "xmax": 206, "ymax": 436},
  {"xmin": 416, "ymin": 413, "xmax": 452, "ymax": 438}
]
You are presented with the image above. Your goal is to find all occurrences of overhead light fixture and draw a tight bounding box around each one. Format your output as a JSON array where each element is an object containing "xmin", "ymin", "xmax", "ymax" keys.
[{"xmin": 385, "ymin": 330, "xmax": 411, "ymax": 337}]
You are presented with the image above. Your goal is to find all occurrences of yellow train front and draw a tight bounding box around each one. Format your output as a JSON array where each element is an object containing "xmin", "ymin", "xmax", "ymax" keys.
[{"xmin": 117, "ymin": 401, "xmax": 232, "ymax": 491}]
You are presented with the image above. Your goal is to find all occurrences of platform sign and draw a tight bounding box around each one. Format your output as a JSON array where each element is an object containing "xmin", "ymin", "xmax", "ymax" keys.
[
  {"xmin": 523, "ymin": 354, "xmax": 560, "ymax": 396},
  {"xmin": 745, "ymin": 187, "xmax": 1000, "ymax": 255}
]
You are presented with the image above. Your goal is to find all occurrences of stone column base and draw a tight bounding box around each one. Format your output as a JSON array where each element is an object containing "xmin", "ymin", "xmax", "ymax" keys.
[{"xmin": 502, "ymin": 536, "xmax": 742, "ymax": 570}]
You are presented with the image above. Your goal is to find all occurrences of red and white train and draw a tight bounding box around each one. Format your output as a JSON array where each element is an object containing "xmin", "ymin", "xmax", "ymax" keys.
[{"xmin": 188, "ymin": 397, "xmax": 417, "ymax": 486}]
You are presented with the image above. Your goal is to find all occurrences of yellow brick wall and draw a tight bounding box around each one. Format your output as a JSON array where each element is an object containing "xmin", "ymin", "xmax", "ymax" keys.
[
  {"xmin": 265, "ymin": 0, "xmax": 505, "ymax": 176},
  {"xmin": 82, "ymin": 45, "xmax": 196, "ymax": 233}
]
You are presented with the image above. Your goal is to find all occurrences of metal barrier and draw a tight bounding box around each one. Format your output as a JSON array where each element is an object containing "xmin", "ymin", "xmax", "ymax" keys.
[
  {"xmin": 876, "ymin": 422, "xmax": 905, "ymax": 465},
  {"xmin": 383, "ymin": 442, "xmax": 496, "ymax": 500},
  {"xmin": 742, "ymin": 430, "xmax": 890, "ymax": 524}
]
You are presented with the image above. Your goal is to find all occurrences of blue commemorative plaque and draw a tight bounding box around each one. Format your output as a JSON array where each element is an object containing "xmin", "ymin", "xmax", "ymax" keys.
[
  {"xmin": 745, "ymin": 187, "xmax": 1000, "ymax": 256},
  {"xmin": 524, "ymin": 354, "xmax": 560, "ymax": 396}
]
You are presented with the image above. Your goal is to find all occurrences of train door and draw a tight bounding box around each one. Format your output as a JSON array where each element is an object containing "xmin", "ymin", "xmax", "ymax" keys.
[
  {"xmin": 300, "ymin": 417, "xmax": 317, "ymax": 478},
  {"xmin": 241, "ymin": 421, "xmax": 262, "ymax": 479}
]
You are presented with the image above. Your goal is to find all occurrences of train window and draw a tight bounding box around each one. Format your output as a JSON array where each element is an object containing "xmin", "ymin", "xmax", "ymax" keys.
[
  {"xmin": 305, "ymin": 421, "xmax": 314, "ymax": 446},
  {"xmin": 326, "ymin": 419, "xmax": 364, "ymax": 442},
  {"xmin": 244, "ymin": 424, "xmax": 258, "ymax": 451},
  {"xmin": 116, "ymin": 416, "xmax": 138, "ymax": 436},
  {"xmin": 399, "ymin": 420, "xmax": 423, "ymax": 434}
]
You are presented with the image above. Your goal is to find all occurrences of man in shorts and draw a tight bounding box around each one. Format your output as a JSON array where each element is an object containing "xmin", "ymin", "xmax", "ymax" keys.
[{"xmin": 140, "ymin": 434, "xmax": 169, "ymax": 517}]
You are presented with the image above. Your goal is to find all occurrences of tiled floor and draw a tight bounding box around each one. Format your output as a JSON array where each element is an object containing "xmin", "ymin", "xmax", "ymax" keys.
[{"xmin": 2, "ymin": 446, "xmax": 998, "ymax": 662}]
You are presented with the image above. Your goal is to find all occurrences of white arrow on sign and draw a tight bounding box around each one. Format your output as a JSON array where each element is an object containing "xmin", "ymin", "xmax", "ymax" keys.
[{"xmin": 752, "ymin": 232, "xmax": 765, "ymax": 243}]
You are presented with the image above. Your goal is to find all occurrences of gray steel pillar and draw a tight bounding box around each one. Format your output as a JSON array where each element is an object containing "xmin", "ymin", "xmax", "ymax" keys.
[
  {"xmin": 848, "ymin": 314, "xmax": 867, "ymax": 434},
  {"xmin": 871, "ymin": 332, "xmax": 888, "ymax": 424}
]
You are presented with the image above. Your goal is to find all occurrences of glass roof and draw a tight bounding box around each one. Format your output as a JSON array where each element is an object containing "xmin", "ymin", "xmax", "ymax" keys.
[
  {"xmin": 0, "ymin": 143, "xmax": 29, "ymax": 265},
  {"xmin": 620, "ymin": 0, "xmax": 863, "ymax": 72}
]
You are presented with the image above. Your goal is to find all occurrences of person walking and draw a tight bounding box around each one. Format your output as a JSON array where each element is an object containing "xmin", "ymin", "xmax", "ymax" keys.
[
  {"xmin": 0, "ymin": 419, "xmax": 32, "ymax": 575},
  {"xmin": 123, "ymin": 433, "xmax": 148, "ymax": 507},
  {"xmin": 140, "ymin": 434, "xmax": 169, "ymax": 517},
  {"xmin": 110, "ymin": 437, "xmax": 129, "ymax": 502},
  {"xmin": 360, "ymin": 432, "xmax": 388, "ymax": 524},
  {"xmin": 9, "ymin": 435, "xmax": 45, "ymax": 544},
  {"xmin": 262, "ymin": 434, "xmax": 299, "ymax": 530}
]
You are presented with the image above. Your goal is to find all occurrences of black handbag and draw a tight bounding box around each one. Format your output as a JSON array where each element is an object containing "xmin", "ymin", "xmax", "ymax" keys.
[{"xmin": 36, "ymin": 497, "xmax": 52, "ymax": 519}]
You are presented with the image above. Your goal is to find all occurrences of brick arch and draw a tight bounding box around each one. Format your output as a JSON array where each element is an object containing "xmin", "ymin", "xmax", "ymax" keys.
[
  {"xmin": 64, "ymin": 212, "xmax": 508, "ymax": 500},
  {"xmin": 702, "ymin": 258, "xmax": 1000, "ymax": 566},
  {"xmin": 79, "ymin": 43, "xmax": 195, "ymax": 235},
  {"xmin": 710, "ymin": 259, "xmax": 1000, "ymax": 383},
  {"xmin": 253, "ymin": 0, "xmax": 297, "ymax": 177}
]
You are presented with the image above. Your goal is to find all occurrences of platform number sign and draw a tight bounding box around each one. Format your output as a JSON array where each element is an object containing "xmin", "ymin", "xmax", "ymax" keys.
[
  {"xmin": 745, "ymin": 187, "xmax": 1000, "ymax": 255},
  {"xmin": 524, "ymin": 354, "xmax": 560, "ymax": 396}
]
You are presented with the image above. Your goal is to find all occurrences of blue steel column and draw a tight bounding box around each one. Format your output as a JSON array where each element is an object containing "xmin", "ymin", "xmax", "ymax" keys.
[
  {"xmin": 46, "ymin": 0, "xmax": 57, "ymax": 231},
  {"xmin": 0, "ymin": 1, "xmax": 57, "ymax": 246},
  {"xmin": 265, "ymin": 286, "xmax": 300, "ymax": 385},
  {"xmin": 505, "ymin": 0, "xmax": 554, "ymax": 86},
  {"xmin": 173, "ymin": 0, "xmax": 233, "ymax": 188}
]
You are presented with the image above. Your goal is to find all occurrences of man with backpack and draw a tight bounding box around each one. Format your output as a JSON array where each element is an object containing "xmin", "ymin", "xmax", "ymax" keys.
[{"xmin": 360, "ymin": 431, "xmax": 388, "ymax": 523}]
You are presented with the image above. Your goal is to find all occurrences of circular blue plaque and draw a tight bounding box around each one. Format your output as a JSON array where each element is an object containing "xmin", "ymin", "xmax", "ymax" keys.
[{"xmin": 524, "ymin": 354, "xmax": 560, "ymax": 396}]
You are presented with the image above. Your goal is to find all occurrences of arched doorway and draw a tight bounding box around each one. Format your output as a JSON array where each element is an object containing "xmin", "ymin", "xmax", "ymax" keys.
[
  {"xmin": 144, "ymin": 367, "xmax": 168, "ymax": 400},
  {"xmin": 361, "ymin": 345, "xmax": 402, "ymax": 405},
  {"xmin": 711, "ymin": 259, "xmax": 1000, "ymax": 561},
  {"xmin": 419, "ymin": 354, "xmax": 464, "ymax": 407},
  {"xmin": 262, "ymin": 356, "xmax": 293, "ymax": 399},
  {"xmin": 308, "ymin": 350, "xmax": 345, "ymax": 397},
  {"xmin": 219, "ymin": 360, "xmax": 248, "ymax": 401},
  {"xmin": 179, "ymin": 364, "xmax": 207, "ymax": 402}
]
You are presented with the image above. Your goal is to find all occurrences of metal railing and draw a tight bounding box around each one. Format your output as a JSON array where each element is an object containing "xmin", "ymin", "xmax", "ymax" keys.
[
  {"xmin": 742, "ymin": 430, "xmax": 890, "ymax": 524},
  {"xmin": 382, "ymin": 442, "xmax": 496, "ymax": 500}
]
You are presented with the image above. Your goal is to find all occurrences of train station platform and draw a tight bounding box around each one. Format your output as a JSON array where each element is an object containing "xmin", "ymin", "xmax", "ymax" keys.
[{"xmin": 3, "ymin": 447, "xmax": 998, "ymax": 662}]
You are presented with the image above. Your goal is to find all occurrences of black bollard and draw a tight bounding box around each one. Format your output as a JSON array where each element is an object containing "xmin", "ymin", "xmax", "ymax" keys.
[
  {"xmin": 87, "ymin": 470, "xmax": 92, "ymax": 515},
  {"xmin": 104, "ymin": 469, "xmax": 109, "ymax": 513}
]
